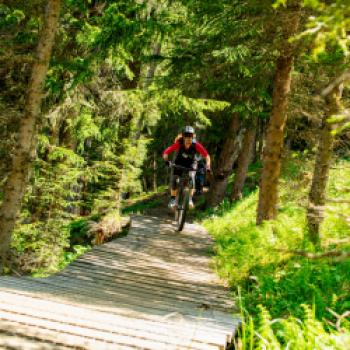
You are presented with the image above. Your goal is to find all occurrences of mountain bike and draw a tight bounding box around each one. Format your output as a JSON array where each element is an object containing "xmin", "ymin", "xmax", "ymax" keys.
[{"xmin": 169, "ymin": 163, "xmax": 196, "ymax": 231}]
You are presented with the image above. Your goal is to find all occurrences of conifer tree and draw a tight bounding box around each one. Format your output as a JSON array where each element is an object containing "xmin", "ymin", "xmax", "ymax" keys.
[
  {"xmin": 0, "ymin": 0, "xmax": 61, "ymax": 265},
  {"xmin": 257, "ymin": 0, "xmax": 302, "ymax": 224}
]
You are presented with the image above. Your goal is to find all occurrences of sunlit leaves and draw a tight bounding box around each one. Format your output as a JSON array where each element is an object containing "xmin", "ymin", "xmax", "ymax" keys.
[
  {"xmin": 0, "ymin": 7, "xmax": 25, "ymax": 27},
  {"xmin": 76, "ymin": 22, "xmax": 101, "ymax": 47},
  {"xmin": 301, "ymin": 0, "xmax": 350, "ymax": 58}
]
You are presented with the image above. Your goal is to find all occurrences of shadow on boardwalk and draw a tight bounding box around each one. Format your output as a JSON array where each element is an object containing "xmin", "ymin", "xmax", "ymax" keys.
[{"xmin": 0, "ymin": 215, "xmax": 240, "ymax": 350}]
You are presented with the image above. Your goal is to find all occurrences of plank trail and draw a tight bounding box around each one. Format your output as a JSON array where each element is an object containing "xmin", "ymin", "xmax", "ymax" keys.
[{"xmin": 0, "ymin": 215, "xmax": 240, "ymax": 349}]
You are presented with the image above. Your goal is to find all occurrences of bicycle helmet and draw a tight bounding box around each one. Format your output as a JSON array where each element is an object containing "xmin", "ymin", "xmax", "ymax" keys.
[{"xmin": 182, "ymin": 125, "xmax": 195, "ymax": 135}]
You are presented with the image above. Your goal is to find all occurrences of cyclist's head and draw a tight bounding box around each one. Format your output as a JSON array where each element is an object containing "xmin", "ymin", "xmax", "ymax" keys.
[{"xmin": 182, "ymin": 125, "xmax": 195, "ymax": 139}]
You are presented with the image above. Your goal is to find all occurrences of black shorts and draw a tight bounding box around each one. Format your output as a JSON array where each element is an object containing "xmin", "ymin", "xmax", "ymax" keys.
[{"xmin": 171, "ymin": 168, "xmax": 196, "ymax": 191}]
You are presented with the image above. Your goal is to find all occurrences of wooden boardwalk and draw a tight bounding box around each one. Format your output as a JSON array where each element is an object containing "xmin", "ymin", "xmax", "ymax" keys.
[{"xmin": 0, "ymin": 216, "xmax": 240, "ymax": 349}]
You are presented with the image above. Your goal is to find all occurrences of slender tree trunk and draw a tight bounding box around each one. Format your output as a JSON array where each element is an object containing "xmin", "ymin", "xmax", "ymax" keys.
[
  {"xmin": 231, "ymin": 126, "xmax": 256, "ymax": 202},
  {"xmin": 256, "ymin": 0, "xmax": 301, "ymax": 224},
  {"xmin": 307, "ymin": 86, "xmax": 342, "ymax": 246},
  {"xmin": 0, "ymin": 0, "xmax": 61, "ymax": 261},
  {"xmin": 143, "ymin": 176, "xmax": 148, "ymax": 192},
  {"xmin": 153, "ymin": 151, "xmax": 157, "ymax": 191},
  {"xmin": 206, "ymin": 114, "xmax": 245, "ymax": 207},
  {"xmin": 255, "ymin": 117, "xmax": 266, "ymax": 162}
]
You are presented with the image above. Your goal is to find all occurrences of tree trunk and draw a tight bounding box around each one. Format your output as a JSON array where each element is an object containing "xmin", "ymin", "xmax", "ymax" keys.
[
  {"xmin": 255, "ymin": 117, "xmax": 266, "ymax": 162},
  {"xmin": 206, "ymin": 114, "xmax": 245, "ymax": 207},
  {"xmin": 153, "ymin": 151, "xmax": 157, "ymax": 191},
  {"xmin": 0, "ymin": 0, "xmax": 61, "ymax": 260},
  {"xmin": 256, "ymin": 0, "xmax": 301, "ymax": 224},
  {"xmin": 307, "ymin": 86, "xmax": 342, "ymax": 245},
  {"xmin": 231, "ymin": 126, "xmax": 256, "ymax": 202}
]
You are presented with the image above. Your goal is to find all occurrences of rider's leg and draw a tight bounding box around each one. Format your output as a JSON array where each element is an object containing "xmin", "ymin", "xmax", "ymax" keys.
[
  {"xmin": 169, "ymin": 174, "xmax": 179, "ymax": 208},
  {"xmin": 188, "ymin": 171, "xmax": 196, "ymax": 209}
]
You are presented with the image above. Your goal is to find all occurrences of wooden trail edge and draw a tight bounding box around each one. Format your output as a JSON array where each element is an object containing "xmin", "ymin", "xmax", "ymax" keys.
[{"xmin": 0, "ymin": 215, "xmax": 240, "ymax": 349}]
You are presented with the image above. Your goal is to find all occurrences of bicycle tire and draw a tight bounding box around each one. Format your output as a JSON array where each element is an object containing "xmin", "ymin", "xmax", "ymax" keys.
[
  {"xmin": 177, "ymin": 188, "xmax": 189, "ymax": 231},
  {"xmin": 174, "ymin": 185, "xmax": 182, "ymax": 223}
]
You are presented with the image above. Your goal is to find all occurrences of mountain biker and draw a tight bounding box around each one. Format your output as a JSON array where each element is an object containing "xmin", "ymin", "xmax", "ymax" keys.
[{"xmin": 162, "ymin": 126, "xmax": 211, "ymax": 209}]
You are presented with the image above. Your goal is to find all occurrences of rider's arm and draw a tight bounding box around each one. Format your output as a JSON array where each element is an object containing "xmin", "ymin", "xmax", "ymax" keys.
[
  {"xmin": 162, "ymin": 142, "xmax": 180, "ymax": 161},
  {"xmin": 204, "ymin": 154, "xmax": 211, "ymax": 170},
  {"xmin": 195, "ymin": 142, "xmax": 211, "ymax": 170}
]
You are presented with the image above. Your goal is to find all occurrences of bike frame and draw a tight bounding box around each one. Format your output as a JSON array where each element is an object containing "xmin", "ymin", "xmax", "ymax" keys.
[{"xmin": 170, "ymin": 163, "xmax": 196, "ymax": 231}]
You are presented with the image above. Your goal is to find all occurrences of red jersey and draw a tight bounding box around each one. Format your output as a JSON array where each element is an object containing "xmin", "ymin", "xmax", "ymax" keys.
[{"xmin": 163, "ymin": 141, "xmax": 208, "ymax": 158}]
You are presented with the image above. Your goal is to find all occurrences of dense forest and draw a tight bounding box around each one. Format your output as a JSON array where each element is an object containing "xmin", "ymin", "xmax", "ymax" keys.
[{"xmin": 0, "ymin": 0, "xmax": 349, "ymax": 348}]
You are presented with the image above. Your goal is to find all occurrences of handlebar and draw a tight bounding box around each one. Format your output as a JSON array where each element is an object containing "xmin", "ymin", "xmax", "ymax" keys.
[
  {"xmin": 166, "ymin": 161, "xmax": 211, "ymax": 173},
  {"xmin": 168, "ymin": 162, "xmax": 196, "ymax": 172}
]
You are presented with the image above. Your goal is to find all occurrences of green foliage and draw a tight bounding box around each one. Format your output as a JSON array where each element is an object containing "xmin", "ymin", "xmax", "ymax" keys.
[
  {"xmin": 0, "ymin": 7, "xmax": 25, "ymax": 28},
  {"xmin": 298, "ymin": 0, "xmax": 350, "ymax": 58},
  {"xmin": 122, "ymin": 197, "xmax": 163, "ymax": 215},
  {"xmin": 244, "ymin": 257, "xmax": 350, "ymax": 321},
  {"xmin": 68, "ymin": 109, "xmax": 101, "ymax": 153},
  {"xmin": 322, "ymin": 159, "xmax": 350, "ymax": 240},
  {"xmin": 58, "ymin": 244, "xmax": 91, "ymax": 272},
  {"xmin": 203, "ymin": 191, "xmax": 305, "ymax": 284},
  {"xmin": 238, "ymin": 305, "xmax": 350, "ymax": 349},
  {"xmin": 68, "ymin": 217, "xmax": 95, "ymax": 246},
  {"xmin": 11, "ymin": 219, "xmax": 70, "ymax": 275},
  {"xmin": 203, "ymin": 156, "xmax": 350, "ymax": 341}
]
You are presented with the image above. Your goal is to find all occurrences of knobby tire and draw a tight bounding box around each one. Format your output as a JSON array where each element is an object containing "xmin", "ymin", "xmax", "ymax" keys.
[{"xmin": 177, "ymin": 188, "xmax": 189, "ymax": 231}]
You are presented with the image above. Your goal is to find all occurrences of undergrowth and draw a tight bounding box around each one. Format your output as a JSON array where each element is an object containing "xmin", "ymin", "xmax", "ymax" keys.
[
  {"xmin": 122, "ymin": 186, "xmax": 166, "ymax": 214},
  {"xmin": 201, "ymin": 154, "xmax": 350, "ymax": 347}
]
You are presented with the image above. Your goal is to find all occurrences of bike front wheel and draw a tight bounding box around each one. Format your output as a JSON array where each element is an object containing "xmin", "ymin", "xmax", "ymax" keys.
[{"xmin": 176, "ymin": 188, "xmax": 189, "ymax": 231}]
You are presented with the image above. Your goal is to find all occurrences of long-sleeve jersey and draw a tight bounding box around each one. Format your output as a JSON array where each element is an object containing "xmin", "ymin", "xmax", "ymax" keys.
[{"xmin": 163, "ymin": 141, "xmax": 208, "ymax": 158}]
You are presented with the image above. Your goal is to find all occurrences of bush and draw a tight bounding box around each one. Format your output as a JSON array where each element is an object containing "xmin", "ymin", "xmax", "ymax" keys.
[{"xmin": 11, "ymin": 219, "xmax": 70, "ymax": 275}]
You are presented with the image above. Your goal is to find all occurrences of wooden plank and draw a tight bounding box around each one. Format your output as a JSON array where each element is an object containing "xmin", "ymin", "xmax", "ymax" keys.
[
  {"xmin": 0, "ymin": 302, "xmax": 222, "ymax": 350},
  {"xmin": 54, "ymin": 269, "xmax": 234, "ymax": 310},
  {"xmin": 0, "ymin": 216, "xmax": 240, "ymax": 349},
  {"xmin": 57, "ymin": 268, "xmax": 234, "ymax": 309},
  {"xmin": 108, "ymin": 235, "xmax": 212, "ymax": 253},
  {"xmin": 69, "ymin": 260, "xmax": 230, "ymax": 296},
  {"xmin": 90, "ymin": 246, "xmax": 213, "ymax": 272},
  {"xmin": 84, "ymin": 245, "xmax": 214, "ymax": 269},
  {"xmin": 74, "ymin": 255, "xmax": 218, "ymax": 284},
  {"xmin": 106, "ymin": 233, "xmax": 213, "ymax": 250},
  {"xmin": 25, "ymin": 275, "xmax": 234, "ymax": 326},
  {"xmin": 115, "ymin": 225, "xmax": 213, "ymax": 242},
  {"xmin": 1, "ymin": 276, "xmax": 235, "ymax": 330},
  {"xmin": 0, "ymin": 319, "xmax": 135, "ymax": 350},
  {"xmin": 43, "ymin": 273, "xmax": 233, "ymax": 315},
  {"xmin": 67, "ymin": 259, "xmax": 221, "ymax": 294},
  {"xmin": 0, "ymin": 310, "xmax": 221, "ymax": 350},
  {"xmin": 0, "ymin": 291, "xmax": 227, "ymax": 349},
  {"xmin": 94, "ymin": 244, "xmax": 211, "ymax": 265},
  {"xmin": 129, "ymin": 216, "xmax": 212, "ymax": 238},
  {"xmin": 79, "ymin": 254, "xmax": 214, "ymax": 278},
  {"xmin": 0, "ymin": 284, "xmax": 236, "ymax": 343},
  {"xmin": 0, "ymin": 278, "xmax": 236, "ymax": 340},
  {"xmin": 0, "ymin": 331, "xmax": 72, "ymax": 350}
]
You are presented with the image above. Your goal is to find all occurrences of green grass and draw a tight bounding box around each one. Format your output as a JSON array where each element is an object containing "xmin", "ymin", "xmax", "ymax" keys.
[
  {"xmin": 237, "ymin": 303, "xmax": 350, "ymax": 350},
  {"xmin": 122, "ymin": 186, "xmax": 167, "ymax": 214},
  {"xmin": 201, "ymin": 154, "xmax": 350, "ymax": 347}
]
